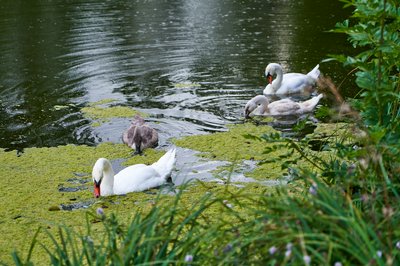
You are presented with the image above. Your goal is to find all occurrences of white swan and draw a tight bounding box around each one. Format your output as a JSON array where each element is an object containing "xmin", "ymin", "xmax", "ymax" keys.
[
  {"xmin": 122, "ymin": 115, "xmax": 158, "ymax": 154},
  {"xmin": 244, "ymin": 94, "xmax": 323, "ymax": 118},
  {"xmin": 263, "ymin": 63, "xmax": 320, "ymax": 95},
  {"xmin": 92, "ymin": 148, "xmax": 176, "ymax": 197}
]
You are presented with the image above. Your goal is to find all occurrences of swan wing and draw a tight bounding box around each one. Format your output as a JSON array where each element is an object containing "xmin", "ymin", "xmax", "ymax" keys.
[
  {"xmin": 113, "ymin": 164, "xmax": 167, "ymax": 194},
  {"xmin": 298, "ymin": 94, "xmax": 323, "ymax": 113},
  {"xmin": 277, "ymin": 74, "xmax": 314, "ymax": 94},
  {"xmin": 151, "ymin": 148, "xmax": 176, "ymax": 179},
  {"xmin": 268, "ymin": 99, "xmax": 300, "ymax": 115},
  {"xmin": 113, "ymin": 149, "xmax": 176, "ymax": 195},
  {"xmin": 307, "ymin": 64, "xmax": 320, "ymax": 80},
  {"xmin": 140, "ymin": 126, "xmax": 159, "ymax": 148},
  {"xmin": 122, "ymin": 126, "xmax": 136, "ymax": 147}
]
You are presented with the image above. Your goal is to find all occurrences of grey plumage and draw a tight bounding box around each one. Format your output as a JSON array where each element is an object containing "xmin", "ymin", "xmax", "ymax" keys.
[{"xmin": 122, "ymin": 115, "xmax": 158, "ymax": 154}]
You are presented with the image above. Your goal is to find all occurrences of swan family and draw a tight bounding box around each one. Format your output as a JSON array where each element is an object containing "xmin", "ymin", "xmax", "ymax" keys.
[
  {"xmin": 245, "ymin": 62, "xmax": 323, "ymax": 118},
  {"xmin": 90, "ymin": 62, "xmax": 323, "ymax": 197}
]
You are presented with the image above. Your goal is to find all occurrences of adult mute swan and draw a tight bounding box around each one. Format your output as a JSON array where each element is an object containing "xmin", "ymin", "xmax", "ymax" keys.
[
  {"xmin": 122, "ymin": 115, "xmax": 158, "ymax": 154},
  {"xmin": 92, "ymin": 148, "xmax": 176, "ymax": 197},
  {"xmin": 244, "ymin": 94, "xmax": 323, "ymax": 118},
  {"xmin": 263, "ymin": 63, "xmax": 320, "ymax": 95}
]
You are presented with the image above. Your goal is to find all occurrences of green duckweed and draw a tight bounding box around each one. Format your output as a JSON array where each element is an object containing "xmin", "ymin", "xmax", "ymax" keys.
[
  {"xmin": 81, "ymin": 99, "xmax": 148, "ymax": 127},
  {"xmin": 0, "ymin": 140, "xmax": 281, "ymax": 264}
]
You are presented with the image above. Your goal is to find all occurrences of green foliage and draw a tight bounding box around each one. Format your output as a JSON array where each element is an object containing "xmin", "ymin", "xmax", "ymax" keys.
[
  {"xmin": 11, "ymin": 177, "xmax": 400, "ymax": 265},
  {"xmin": 328, "ymin": 0, "xmax": 400, "ymax": 198},
  {"xmin": 333, "ymin": 0, "xmax": 400, "ymax": 130},
  {"xmin": 243, "ymin": 0, "xmax": 400, "ymax": 264}
]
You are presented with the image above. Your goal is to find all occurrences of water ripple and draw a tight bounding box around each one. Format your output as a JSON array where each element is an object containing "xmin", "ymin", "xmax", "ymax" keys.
[{"xmin": 0, "ymin": 0, "xmax": 353, "ymax": 150}]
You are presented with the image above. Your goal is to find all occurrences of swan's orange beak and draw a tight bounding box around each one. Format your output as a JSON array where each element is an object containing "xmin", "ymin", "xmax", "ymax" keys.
[
  {"xmin": 94, "ymin": 184, "xmax": 100, "ymax": 198},
  {"xmin": 267, "ymin": 74, "xmax": 273, "ymax": 84}
]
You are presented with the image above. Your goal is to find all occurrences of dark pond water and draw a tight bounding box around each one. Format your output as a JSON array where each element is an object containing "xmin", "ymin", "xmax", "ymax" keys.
[{"xmin": 0, "ymin": 0, "xmax": 354, "ymax": 151}]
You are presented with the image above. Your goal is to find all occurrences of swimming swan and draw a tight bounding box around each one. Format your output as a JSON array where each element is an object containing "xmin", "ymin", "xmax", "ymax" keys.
[
  {"xmin": 123, "ymin": 115, "xmax": 158, "ymax": 154},
  {"xmin": 263, "ymin": 63, "xmax": 320, "ymax": 95},
  {"xmin": 244, "ymin": 94, "xmax": 323, "ymax": 118},
  {"xmin": 92, "ymin": 148, "xmax": 176, "ymax": 197}
]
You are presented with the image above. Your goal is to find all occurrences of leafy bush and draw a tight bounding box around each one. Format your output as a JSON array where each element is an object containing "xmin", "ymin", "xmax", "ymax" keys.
[{"xmin": 333, "ymin": 0, "xmax": 400, "ymax": 144}]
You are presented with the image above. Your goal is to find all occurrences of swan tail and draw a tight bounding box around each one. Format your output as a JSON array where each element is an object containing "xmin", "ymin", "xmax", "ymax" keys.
[
  {"xmin": 307, "ymin": 64, "xmax": 320, "ymax": 80},
  {"xmin": 300, "ymin": 94, "xmax": 323, "ymax": 113},
  {"xmin": 152, "ymin": 148, "xmax": 176, "ymax": 179}
]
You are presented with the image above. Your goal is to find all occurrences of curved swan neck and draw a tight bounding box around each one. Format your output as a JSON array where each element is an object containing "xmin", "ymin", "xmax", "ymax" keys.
[
  {"xmin": 271, "ymin": 66, "xmax": 283, "ymax": 91},
  {"xmin": 265, "ymin": 63, "xmax": 283, "ymax": 93},
  {"xmin": 93, "ymin": 158, "xmax": 115, "ymax": 196},
  {"xmin": 253, "ymin": 95, "xmax": 270, "ymax": 114}
]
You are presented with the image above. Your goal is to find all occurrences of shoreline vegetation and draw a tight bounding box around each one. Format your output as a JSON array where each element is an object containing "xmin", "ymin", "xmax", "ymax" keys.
[{"xmin": 2, "ymin": 0, "xmax": 399, "ymax": 264}]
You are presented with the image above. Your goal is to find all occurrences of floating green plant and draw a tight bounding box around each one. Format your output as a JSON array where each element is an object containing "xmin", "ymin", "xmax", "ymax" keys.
[
  {"xmin": 81, "ymin": 99, "xmax": 148, "ymax": 127},
  {"xmin": 0, "ymin": 140, "xmax": 281, "ymax": 264},
  {"xmin": 0, "ymin": 143, "xmax": 168, "ymax": 264},
  {"xmin": 172, "ymin": 123, "xmax": 298, "ymax": 180}
]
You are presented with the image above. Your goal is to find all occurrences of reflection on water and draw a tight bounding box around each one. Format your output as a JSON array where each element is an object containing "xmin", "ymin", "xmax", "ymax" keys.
[{"xmin": 0, "ymin": 0, "xmax": 353, "ymax": 151}]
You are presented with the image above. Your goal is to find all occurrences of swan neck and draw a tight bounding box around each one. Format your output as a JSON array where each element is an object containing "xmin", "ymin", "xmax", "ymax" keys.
[
  {"xmin": 272, "ymin": 67, "xmax": 283, "ymax": 91},
  {"xmin": 255, "ymin": 96, "xmax": 269, "ymax": 114},
  {"xmin": 100, "ymin": 160, "xmax": 115, "ymax": 196}
]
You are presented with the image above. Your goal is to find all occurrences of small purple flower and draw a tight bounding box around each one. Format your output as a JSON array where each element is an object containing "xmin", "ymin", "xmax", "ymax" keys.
[
  {"xmin": 285, "ymin": 249, "xmax": 291, "ymax": 258},
  {"xmin": 303, "ymin": 255, "xmax": 311, "ymax": 265},
  {"xmin": 269, "ymin": 246, "xmax": 277, "ymax": 255},
  {"xmin": 96, "ymin": 207, "xmax": 104, "ymax": 216},
  {"xmin": 223, "ymin": 244, "xmax": 233, "ymax": 253},
  {"xmin": 334, "ymin": 262, "xmax": 343, "ymax": 266},
  {"xmin": 284, "ymin": 243, "xmax": 292, "ymax": 258},
  {"xmin": 361, "ymin": 193, "xmax": 369, "ymax": 203},
  {"xmin": 184, "ymin": 254, "xmax": 193, "ymax": 262},
  {"xmin": 396, "ymin": 241, "xmax": 400, "ymax": 249},
  {"xmin": 309, "ymin": 183, "xmax": 317, "ymax": 195},
  {"xmin": 376, "ymin": 250, "xmax": 382, "ymax": 258}
]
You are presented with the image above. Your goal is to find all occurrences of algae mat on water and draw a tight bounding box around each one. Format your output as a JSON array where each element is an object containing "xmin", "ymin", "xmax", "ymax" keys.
[
  {"xmin": 81, "ymin": 99, "xmax": 148, "ymax": 127},
  {"xmin": 173, "ymin": 122, "xmax": 310, "ymax": 180},
  {"xmin": 0, "ymin": 142, "xmax": 274, "ymax": 264},
  {"xmin": 0, "ymin": 143, "xmax": 170, "ymax": 264}
]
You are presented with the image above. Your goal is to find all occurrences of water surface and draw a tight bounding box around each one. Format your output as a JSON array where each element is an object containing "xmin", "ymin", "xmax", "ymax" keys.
[{"xmin": 0, "ymin": 0, "xmax": 354, "ymax": 151}]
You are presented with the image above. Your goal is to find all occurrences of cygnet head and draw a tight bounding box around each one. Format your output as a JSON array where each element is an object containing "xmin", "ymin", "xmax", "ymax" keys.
[
  {"xmin": 244, "ymin": 95, "xmax": 269, "ymax": 118},
  {"xmin": 244, "ymin": 100, "xmax": 257, "ymax": 119},
  {"xmin": 131, "ymin": 114, "xmax": 145, "ymax": 126}
]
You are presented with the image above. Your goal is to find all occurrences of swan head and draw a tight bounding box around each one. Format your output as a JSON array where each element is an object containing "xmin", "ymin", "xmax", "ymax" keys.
[
  {"xmin": 244, "ymin": 95, "xmax": 269, "ymax": 118},
  {"xmin": 244, "ymin": 100, "xmax": 256, "ymax": 119},
  {"xmin": 265, "ymin": 63, "xmax": 281, "ymax": 84},
  {"xmin": 92, "ymin": 158, "xmax": 111, "ymax": 198}
]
